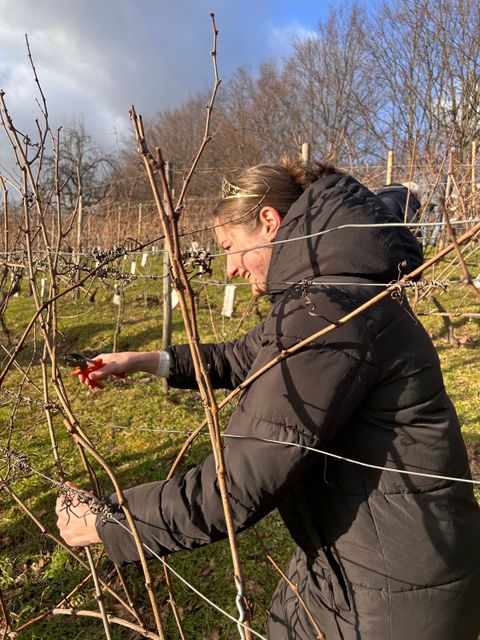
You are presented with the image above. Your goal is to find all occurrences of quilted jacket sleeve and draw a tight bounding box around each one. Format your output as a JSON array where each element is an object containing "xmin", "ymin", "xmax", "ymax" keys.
[
  {"xmin": 96, "ymin": 307, "xmax": 377, "ymax": 565},
  {"xmin": 166, "ymin": 321, "xmax": 265, "ymax": 390}
]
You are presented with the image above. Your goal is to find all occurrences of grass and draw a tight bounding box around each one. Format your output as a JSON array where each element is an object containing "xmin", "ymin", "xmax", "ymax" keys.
[{"xmin": 0, "ymin": 248, "xmax": 479, "ymax": 639}]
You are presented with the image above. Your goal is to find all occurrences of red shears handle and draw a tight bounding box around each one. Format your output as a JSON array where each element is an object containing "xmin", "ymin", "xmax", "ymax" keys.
[
  {"xmin": 72, "ymin": 358, "xmax": 126, "ymax": 389},
  {"xmin": 72, "ymin": 358, "xmax": 106, "ymax": 389}
]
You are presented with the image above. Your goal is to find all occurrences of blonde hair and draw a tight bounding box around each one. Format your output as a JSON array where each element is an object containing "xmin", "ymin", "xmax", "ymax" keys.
[{"xmin": 213, "ymin": 158, "xmax": 339, "ymax": 228}]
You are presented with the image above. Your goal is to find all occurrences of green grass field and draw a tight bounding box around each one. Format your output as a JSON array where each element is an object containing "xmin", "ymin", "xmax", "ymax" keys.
[{"xmin": 0, "ymin": 248, "xmax": 478, "ymax": 639}]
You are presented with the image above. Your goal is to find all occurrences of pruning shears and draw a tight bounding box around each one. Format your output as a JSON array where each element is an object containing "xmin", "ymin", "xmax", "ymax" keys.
[{"xmin": 65, "ymin": 352, "xmax": 106, "ymax": 390}]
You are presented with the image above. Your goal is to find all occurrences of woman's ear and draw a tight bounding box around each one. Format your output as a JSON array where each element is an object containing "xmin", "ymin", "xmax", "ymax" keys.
[{"xmin": 258, "ymin": 206, "xmax": 282, "ymax": 240}]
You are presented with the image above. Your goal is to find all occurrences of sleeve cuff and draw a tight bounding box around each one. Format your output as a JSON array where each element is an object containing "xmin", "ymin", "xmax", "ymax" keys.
[{"xmin": 156, "ymin": 351, "xmax": 171, "ymax": 377}]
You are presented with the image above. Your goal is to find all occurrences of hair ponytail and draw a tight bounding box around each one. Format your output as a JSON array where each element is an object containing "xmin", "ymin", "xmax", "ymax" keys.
[
  {"xmin": 279, "ymin": 157, "xmax": 338, "ymax": 191},
  {"xmin": 213, "ymin": 158, "xmax": 340, "ymax": 227}
]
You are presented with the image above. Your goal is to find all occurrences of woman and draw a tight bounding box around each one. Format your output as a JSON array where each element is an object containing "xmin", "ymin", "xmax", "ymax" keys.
[{"xmin": 57, "ymin": 160, "xmax": 480, "ymax": 639}]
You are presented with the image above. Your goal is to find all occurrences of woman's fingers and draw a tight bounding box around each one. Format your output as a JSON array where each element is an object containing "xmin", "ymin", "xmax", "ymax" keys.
[
  {"xmin": 56, "ymin": 481, "xmax": 101, "ymax": 546},
  {"xmin": 72, "ymin": 352, "xmax": 142, "ymax": 388}
]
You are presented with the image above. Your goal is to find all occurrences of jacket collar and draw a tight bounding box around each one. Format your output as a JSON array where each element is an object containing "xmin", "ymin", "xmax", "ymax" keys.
[{"xmin": 267, "ymin": 173, "xmax": 423, "ymax": 299}]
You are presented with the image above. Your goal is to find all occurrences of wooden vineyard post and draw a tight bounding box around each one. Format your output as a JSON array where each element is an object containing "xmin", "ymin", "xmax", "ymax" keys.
[
  {"xmin": 386, "ymin": 149, "xmax": 394, "ymax": 185},
  {"xmin": 301, "ymin": 142, "xmax": 311, "ymax": 164},
  {"xmin": 73, "ymin": 187, "xmax": 83, "ymax": 300},
  {"xmin": 137, "ymin": 203, "xmax": 143, "ymax": 241},
  {"xmin": 1, "ymin": 176, "xmax": 8, "ymax": 254},
  {"xmin": 472, "ymin": 140, "xmax": 477, "ymax": 215}
]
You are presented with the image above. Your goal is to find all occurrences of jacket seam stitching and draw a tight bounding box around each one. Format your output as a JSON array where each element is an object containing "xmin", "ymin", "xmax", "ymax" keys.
[
  {"xmin": 365, "ymin": 494, "xmax": 392, "ymax": 638},
  {"xmin": 254, "ymin": 338, "xmax": 376, "ymax": 369},
  {"xmin": 233, "ymin": 404, "xmax": 321, "ymax": 445},
  {"xmin": 351, "ymin": 569, "xmax": 480, "ymax": 592}
]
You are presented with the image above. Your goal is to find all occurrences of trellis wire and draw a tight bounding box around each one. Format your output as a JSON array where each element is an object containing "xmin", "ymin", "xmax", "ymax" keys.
[
  {"xmin": 6, "ymin": 420, "xmax": 480, "ymax": 640},
  {"xmin": 2, "ymin": 216, "xmax": 478, "ymax": 264},
  {"xmin": 208, "ymin": 218, "xmax": 480, "ymax": 259},
  {"xmin": 0, "ymin": 443, "xmax": 268, "ymax": 639},
  {"xmin": 223, "ymin": 436, "xmax": 480, "ymax": 486}
]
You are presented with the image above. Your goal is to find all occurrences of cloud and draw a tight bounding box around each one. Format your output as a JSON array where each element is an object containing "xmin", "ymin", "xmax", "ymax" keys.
[
  {"xmin": 0, "ymin": 0, "xmax": 324, "ymax": 176},
  {"xmin": 266, "ymin": 21, "xmax": 317, "ymax": 58},
  {"xmin": 0, "ymin": 0, "xmax": 217, "ymax": 174}
]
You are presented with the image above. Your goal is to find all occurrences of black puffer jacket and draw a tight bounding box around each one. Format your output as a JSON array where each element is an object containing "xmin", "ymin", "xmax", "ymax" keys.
[
  {"xmin": 373, "ymin": 184, "xmax": 422, "ymax": 222},
  {"xmin": 97, "ymin": 173, "xmax": 480, "ymax": 639}
]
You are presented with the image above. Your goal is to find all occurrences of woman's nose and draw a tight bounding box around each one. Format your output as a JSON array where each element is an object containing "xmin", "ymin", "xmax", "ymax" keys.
[{"xmin": 226, "ymin": 254, "xmax": 238, "ymax": 279}]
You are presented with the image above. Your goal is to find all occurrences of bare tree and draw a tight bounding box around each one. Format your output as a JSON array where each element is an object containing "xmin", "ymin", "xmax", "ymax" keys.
[
  {"xmin": 285, "ymin": 4, "xmax": 384, "ymax": 164},
  {"xmin": 368, "ymin": 0, "xmax": 480, "ymax": 166},
  {"xmin": 43, "ymin": 118, "xmax": 116, "ymax": 211}
]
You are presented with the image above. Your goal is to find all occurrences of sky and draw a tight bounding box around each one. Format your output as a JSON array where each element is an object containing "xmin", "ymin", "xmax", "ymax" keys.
[{"xmin": 0, "ymin": 0, "xmax": 360, "ymax": 176}]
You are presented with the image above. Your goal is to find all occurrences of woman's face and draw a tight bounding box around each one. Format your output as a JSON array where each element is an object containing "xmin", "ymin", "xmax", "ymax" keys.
[{"xmin": 215, "ymin": 207, "xmax": 281, "ymax": 297}]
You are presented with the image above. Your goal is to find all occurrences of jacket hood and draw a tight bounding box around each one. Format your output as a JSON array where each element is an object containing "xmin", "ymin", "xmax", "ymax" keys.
[
  {"xmin": 267, "ymin": 173, "xmax": 424, "ymax": 297},
  {"xmin": 374, "ymin": 184, "xmax": 422, "ymax": 222}
]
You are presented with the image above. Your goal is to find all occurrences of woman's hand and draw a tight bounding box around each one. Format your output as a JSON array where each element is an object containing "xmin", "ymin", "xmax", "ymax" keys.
[
  {"xmin": 56, "ymin": 482, "xmax": 101, "ymax": 546},
  {"xmin": 76, "ymin": 351, "xmax": 162, "ymax": 386}
]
